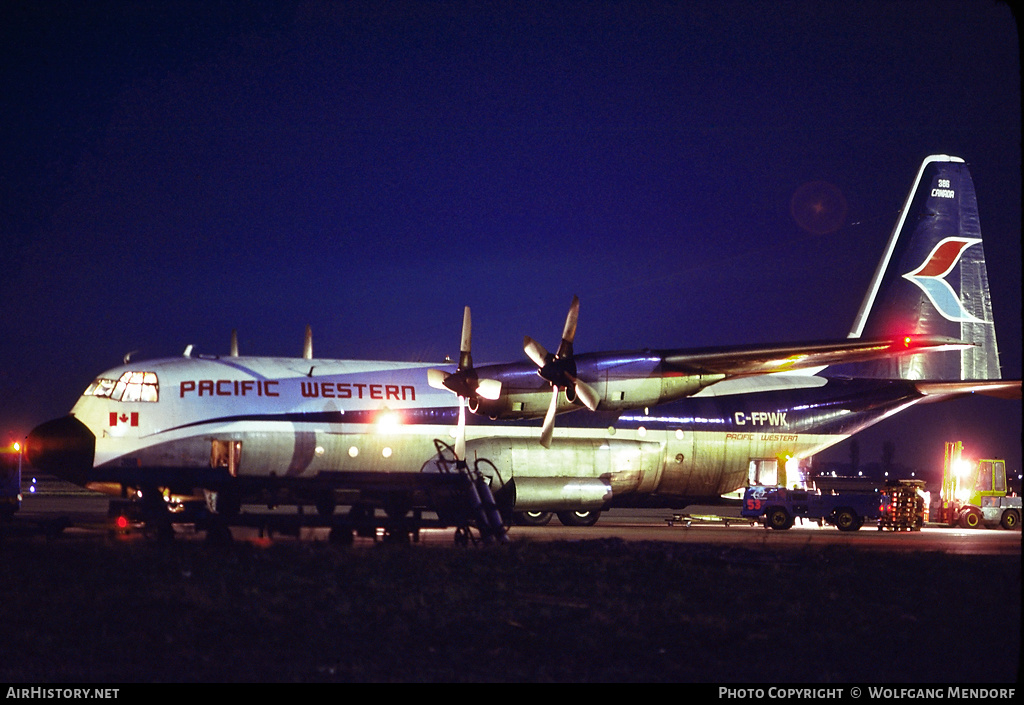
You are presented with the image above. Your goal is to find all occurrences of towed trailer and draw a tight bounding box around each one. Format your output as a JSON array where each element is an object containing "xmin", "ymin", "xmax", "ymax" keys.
[
  {"xmin": 878, "ymin": 480, "xmax": 926, "ymax": 531},
  {"xmin": 665, "ymin": 502, "xmax": 757, "ymax": 527}
]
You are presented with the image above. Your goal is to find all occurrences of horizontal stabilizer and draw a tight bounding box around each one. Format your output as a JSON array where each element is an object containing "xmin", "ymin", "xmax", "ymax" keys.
[{"xmin": 915, "ymin": 379, "xmax": 1022, "ymax": 401}]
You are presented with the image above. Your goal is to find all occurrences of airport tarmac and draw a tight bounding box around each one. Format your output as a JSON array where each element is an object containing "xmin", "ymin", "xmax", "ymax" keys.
[
  {"xmin": 6, "ymin": 486, "xmax": 1021, "ymax": 556},
  {"xmin": 4, "ymin": 485, "xmax": 1019, "ymax": 684}
]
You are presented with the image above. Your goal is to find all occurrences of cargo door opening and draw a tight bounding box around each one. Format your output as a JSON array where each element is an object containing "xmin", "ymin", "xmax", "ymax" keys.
[
  {"xmin": 211, "ymin": 440, "xmax": 242, "ymax": 477},
  {"xmin": 748, "ymin": 458, "xmax": 778, "ymax": 487}
]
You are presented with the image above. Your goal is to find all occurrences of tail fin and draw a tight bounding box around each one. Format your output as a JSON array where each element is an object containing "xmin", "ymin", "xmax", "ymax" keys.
[{"xmin": 844, "ymin": 155, "xmax": 1001, "ymax": 381}]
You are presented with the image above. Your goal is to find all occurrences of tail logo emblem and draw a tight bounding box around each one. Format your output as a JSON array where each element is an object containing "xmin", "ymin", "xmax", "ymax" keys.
[{"xmin": 902, "ymin": 237, "xmax": 985, "ymax": 322}]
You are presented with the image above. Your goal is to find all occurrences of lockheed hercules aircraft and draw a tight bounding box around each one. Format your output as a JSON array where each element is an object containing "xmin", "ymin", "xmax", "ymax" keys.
[{"xmin": 27, "ymin": 155, "xmax": 1020, "ymax": 542}]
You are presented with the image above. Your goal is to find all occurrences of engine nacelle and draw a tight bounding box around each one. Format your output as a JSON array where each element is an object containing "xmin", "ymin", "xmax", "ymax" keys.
[
  {"xmin": 506, "ymin": 476, "xmax": 612, "ymax": 511},
  {"xmin": 452, "ymin": 436, "xmax": 665, "ymax": 511},
  {"xmin": 468, "ymin": 391, "xmax": 554, "ymax": 419},
  {"xmin": 469, "ymin": 372, "xmax": 725, "ymax": 419}
]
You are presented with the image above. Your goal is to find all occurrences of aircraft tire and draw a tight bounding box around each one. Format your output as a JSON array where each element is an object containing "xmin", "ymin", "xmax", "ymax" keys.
[
  {"xmin": 514, "ymin": 511, "xmax": 553, "ymax": 526},
  {"xmin": 556, "ymin": 509, "xmax": 601, "ymax": 527},
  {"xmin": 766, "ymin": 507, "xmax": 792, "ymax": 530}
]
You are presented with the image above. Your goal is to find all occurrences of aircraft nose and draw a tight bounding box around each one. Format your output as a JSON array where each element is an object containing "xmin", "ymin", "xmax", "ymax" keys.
[{"xmin": 26, "ymin": 416, "xmax": 95, "ymax": 487}]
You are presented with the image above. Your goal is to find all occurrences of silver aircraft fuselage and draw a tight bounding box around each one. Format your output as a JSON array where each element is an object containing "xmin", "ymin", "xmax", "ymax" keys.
[{"xmin": 34, "ymin": 352, "xmax": 925, "ymax": 512}]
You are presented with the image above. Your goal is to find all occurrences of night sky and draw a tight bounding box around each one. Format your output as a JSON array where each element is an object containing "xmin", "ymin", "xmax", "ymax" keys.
[{"xmin": 2, "ymin": 1, "xmax": 1020, "ymax": 482}]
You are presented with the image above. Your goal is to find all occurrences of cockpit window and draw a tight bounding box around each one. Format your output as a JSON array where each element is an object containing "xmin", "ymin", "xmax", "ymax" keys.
[{"xmin": 84, "ymin": 371, "xmax": 159, "ymax": 402}]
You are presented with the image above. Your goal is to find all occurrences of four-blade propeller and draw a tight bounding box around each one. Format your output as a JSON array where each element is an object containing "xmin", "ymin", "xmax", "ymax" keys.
[
  {"xmin": 427, "ymin": 307, "xmax": 501, "ymax": 460},
  {"xmin": 432, "ymin": 297, "xmax": 602, "ymax": 452},
  {"xmin": 523, "ymin": 295, "xmax": 600, "ymax": 447}
]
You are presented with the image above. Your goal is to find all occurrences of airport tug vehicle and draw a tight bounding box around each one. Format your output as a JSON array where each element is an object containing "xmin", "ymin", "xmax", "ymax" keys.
[{"xmin": 741, "ymin": 484, "xmax": 882, "ymax": 531}]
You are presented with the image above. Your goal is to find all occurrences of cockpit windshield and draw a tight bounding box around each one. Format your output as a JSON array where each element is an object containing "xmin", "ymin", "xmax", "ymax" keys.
[{"xmin": 84, "ymin": 371, "xmax": 159, "ymax": 402}]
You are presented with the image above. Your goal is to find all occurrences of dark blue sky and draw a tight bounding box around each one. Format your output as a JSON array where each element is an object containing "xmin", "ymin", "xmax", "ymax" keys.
[{"xmin": 2, "ymin": 1, "xmax": 1020, "ymax": 478}]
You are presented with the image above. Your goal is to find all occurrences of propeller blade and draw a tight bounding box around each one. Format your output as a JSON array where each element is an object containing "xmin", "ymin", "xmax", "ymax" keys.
[
  {"xmin": 525, "ymin": 296, "xmax": 603, "ymax": 446},
  {"xmin": 475, "ymin": 378, "xmax": 502, "ymax": 400},
  {"xmin": 433, "ymin": 305, "xmax": 501, "ymax": 453},
  {"xmin": 556, "ymin": 295, "xmax": 580, "ymax": 358},
  {"xmin": 427, "ymin": 368, "xmax": 450, "ymax": 390},
  {"xmin": 523, "ymin": 336, "xmax": 550, "ymax": 368},
  {"xmin": 569, "ymin": 375, "xmax": 601, "ymax": 411},
  {"xmin": 539, "ymin": 387, "xmax": 559, "ymax": 448},
  {"xmin": 303, "ymin": 325, "xmax": 313, "ymax": 360},
  {"xmin": 458, "ymin": 306, "xmax": 473, "ymax": 369},
  {"xmin": 455, "ymin": 396, "xmax": 467, "ymax": 461},
  {"xmin": 429, "ymin": 307, "xmax": 476, "ymax": 397}
]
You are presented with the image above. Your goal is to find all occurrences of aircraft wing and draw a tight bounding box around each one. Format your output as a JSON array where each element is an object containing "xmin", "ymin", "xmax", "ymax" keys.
[
  {"xmin": 468, "ymin": 334, "xmax": 976, "ymax": 425},
  {"xmin": 659, "ymin": 335, "xmax": 971, "ymax": 377}
]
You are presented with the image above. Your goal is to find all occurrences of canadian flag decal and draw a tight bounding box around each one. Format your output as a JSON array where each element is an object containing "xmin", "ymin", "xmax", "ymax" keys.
[{"xmin": 109, "ymin": 412, "xmax": 139, "ymax": 427}]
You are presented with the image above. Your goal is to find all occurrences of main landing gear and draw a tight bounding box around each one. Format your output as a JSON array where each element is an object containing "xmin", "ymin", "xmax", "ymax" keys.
[{"xmin": 512, "ymin": 509, "xmax": 603, "ymax": 527}]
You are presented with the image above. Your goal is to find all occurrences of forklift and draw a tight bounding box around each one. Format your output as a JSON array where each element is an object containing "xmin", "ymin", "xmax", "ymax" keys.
[{"xmin": 934, "ymin": 441, "xmax": 1020, "ymax": 529}]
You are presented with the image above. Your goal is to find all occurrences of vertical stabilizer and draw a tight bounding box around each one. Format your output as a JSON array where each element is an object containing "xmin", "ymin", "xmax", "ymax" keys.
[{"xmin": 843, "ymin": 155, "xmax": 1000, "ymax": 381}]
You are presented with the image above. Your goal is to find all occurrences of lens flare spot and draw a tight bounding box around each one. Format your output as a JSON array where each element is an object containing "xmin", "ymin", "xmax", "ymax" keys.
[{"xmin": 790, "ymin": 180, "xmax": 847, "ymax": 235}]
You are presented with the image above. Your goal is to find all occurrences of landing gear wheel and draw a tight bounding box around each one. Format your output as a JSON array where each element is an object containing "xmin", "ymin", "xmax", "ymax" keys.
[
  {"xmin": 556, "ymin": 509, "xmax": 601, "ymax": 527},
  {"xmin": 514, "ymin": 511, "xmax": 553, "ymax": 526}
]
